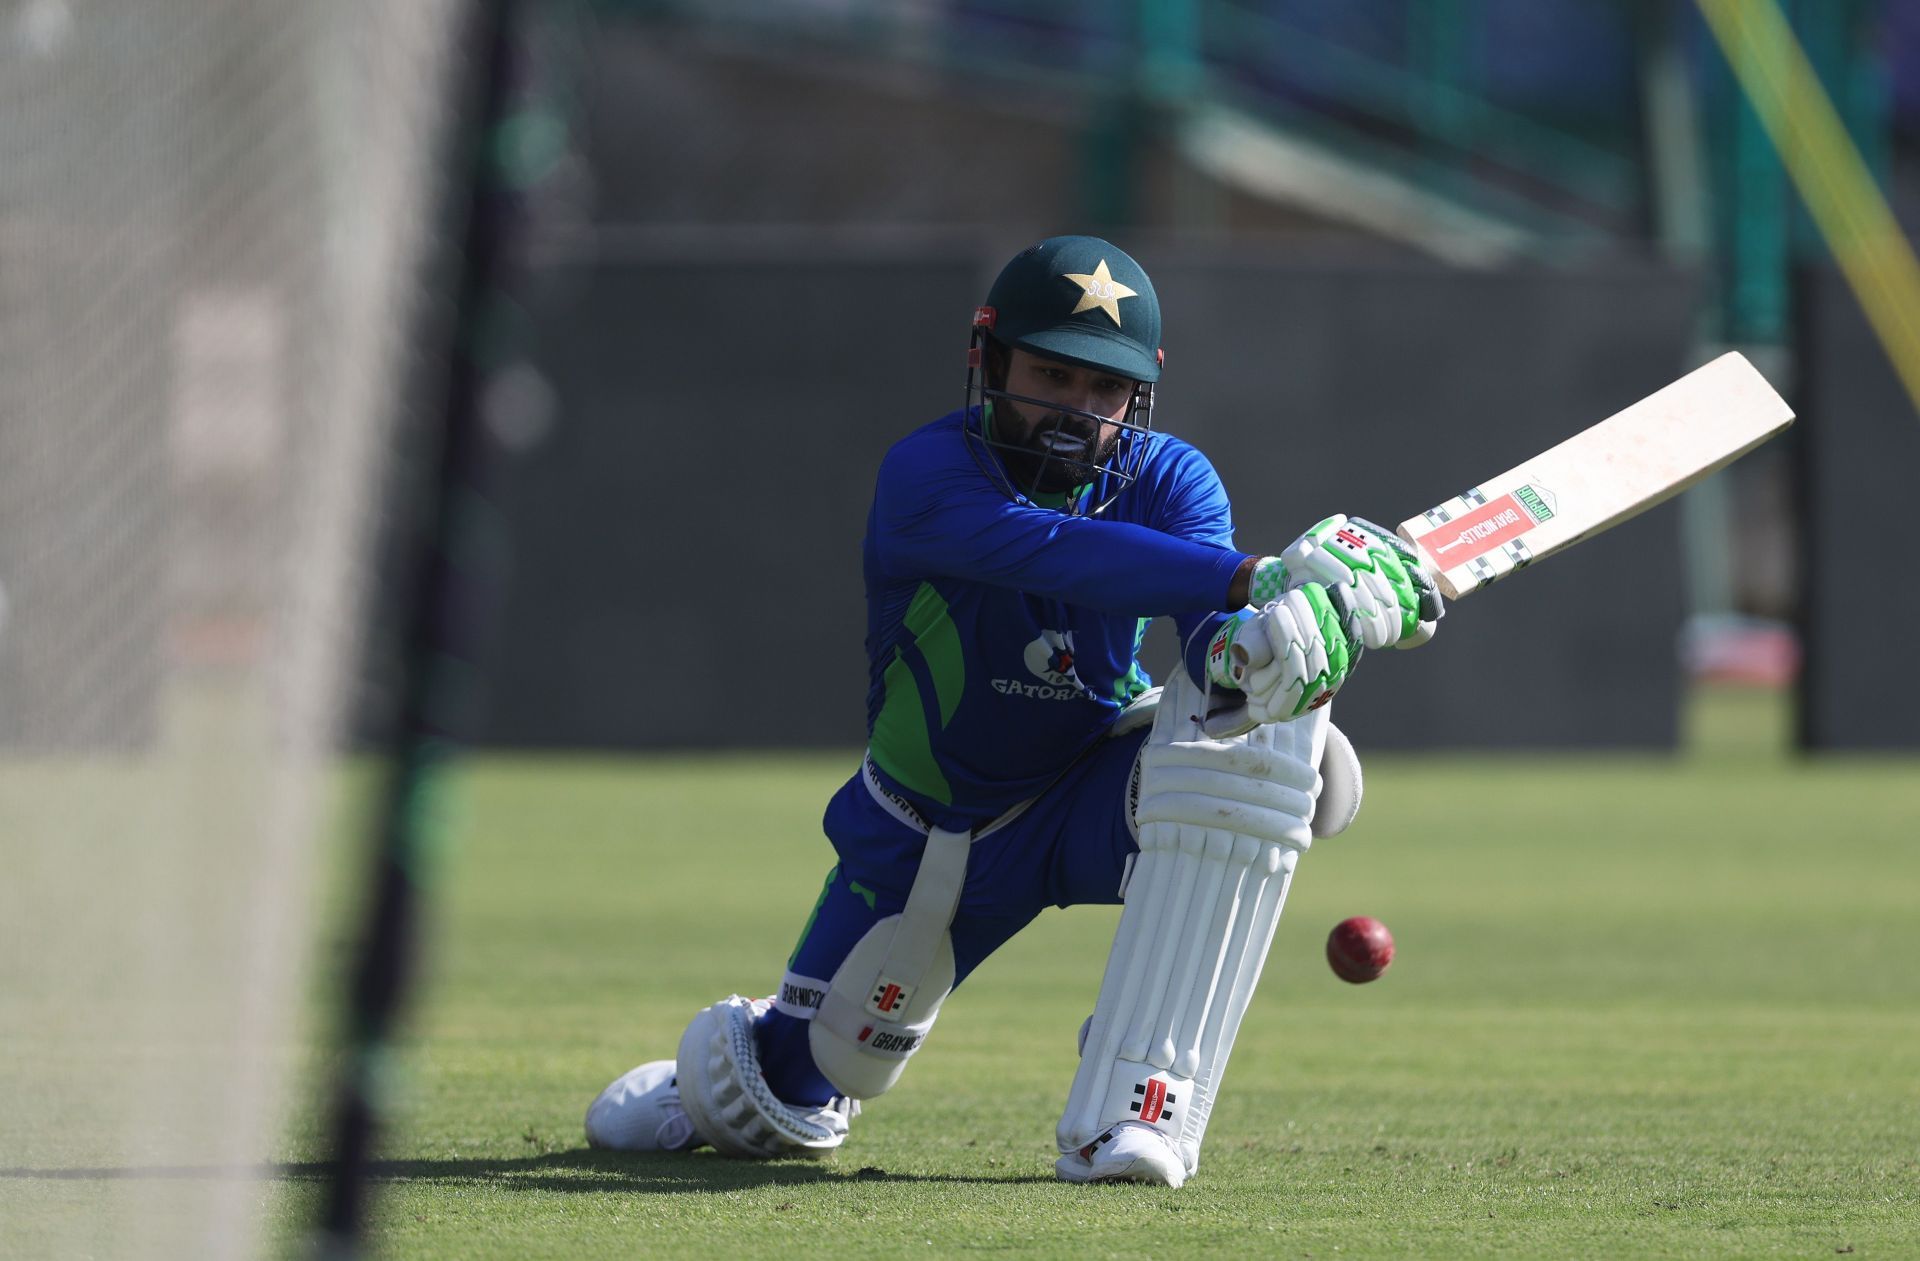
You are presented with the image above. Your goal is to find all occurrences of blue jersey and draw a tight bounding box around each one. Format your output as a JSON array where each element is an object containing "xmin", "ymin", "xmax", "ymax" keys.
[{"xmin": 861, "ymin": 407, "xmax": 1251, "ymax": 831}]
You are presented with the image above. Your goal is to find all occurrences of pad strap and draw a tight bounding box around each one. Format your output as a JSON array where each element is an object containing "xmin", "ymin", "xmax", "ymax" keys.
[{"xmin": 887, "ymin": 826, "xmax": 969, "ymax": 997}]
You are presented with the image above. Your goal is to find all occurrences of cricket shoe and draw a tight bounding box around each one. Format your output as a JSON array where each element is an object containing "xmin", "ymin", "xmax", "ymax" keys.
[
  {"xmin": 584, "ymin": 1059, "xmax": 705, "ymax": 1152},
  {"xmin": 1054, "ymin": 1121, "xmax": 1186, "ymax": 1188}
]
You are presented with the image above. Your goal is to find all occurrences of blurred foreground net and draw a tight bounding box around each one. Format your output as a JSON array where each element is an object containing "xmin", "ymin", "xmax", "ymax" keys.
[{"xmin": 0, "ymin": 3, "xmax": 466, "ymax": 1255}]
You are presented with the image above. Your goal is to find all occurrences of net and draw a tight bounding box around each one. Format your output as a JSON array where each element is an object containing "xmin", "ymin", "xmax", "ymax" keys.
[{"xmin": 0, "ymin": 2, "xmax": 467, "ymax": 1255}]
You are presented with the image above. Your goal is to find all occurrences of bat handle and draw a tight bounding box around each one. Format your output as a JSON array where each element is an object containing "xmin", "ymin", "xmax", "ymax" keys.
[{"xmin": 1418, "ymin": 584, "xmax": 1446, "ymax": 622}]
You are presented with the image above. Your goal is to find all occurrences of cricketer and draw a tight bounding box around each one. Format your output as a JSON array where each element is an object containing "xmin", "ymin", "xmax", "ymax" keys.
[{"xmin": 584, "ymin": 236, "xmax": 1443, "ymax": 1186}]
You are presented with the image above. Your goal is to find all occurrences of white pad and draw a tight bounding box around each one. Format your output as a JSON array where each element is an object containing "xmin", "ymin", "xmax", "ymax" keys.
[
  {"xmin": 809, "ymin": 826, "xmax": 968, "ymax": 1099},
  {"xmin": 1108, "ymin": 685, "xmax": 1162, "ymax": 737},
  {"xmin": 1312, "ymin": 722, "xmax": 1362, "ymax": 838},
  {"xmin": 808, "ymin": 914, "xmax": 956, "ymax": 1098},
  {"xmin": 675, "ymin": 995, "xmax": 855, "ymax": 1159},
  {"xmin": 1058, "ymin": 669, "xmax": 1324, "ymax": 1179}
]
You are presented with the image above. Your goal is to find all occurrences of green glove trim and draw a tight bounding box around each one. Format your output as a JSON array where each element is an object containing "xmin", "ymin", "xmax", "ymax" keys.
[
  {"xmin": 1372, "ymin": 548, "xmax": 1421, "ymax": 639},
  {"xmin": 1292, "ymin": 583, "xmax": 1354, "ymax": 717},
  {"xmin": 1347, "ymin": 516, "xmax": 1437, "ymax": 638},
  {"xmin": 1247, "ymin": 556, "xmax": 1289, "ymax": 606}
]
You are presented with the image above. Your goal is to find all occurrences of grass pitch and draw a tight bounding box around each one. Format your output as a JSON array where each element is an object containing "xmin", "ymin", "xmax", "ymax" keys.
[{"xmin": 268, "ymin": 687, "xmax": 1917, "ymax": 1258}]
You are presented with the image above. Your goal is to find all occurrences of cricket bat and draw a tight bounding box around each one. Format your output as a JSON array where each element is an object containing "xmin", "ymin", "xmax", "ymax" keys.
[
  {"xmin": 1395, "ymin": 352, "xmax": 1794, "ymax": 601},
  {"xmin": 1199, "ymin": 353, "xmax": 1792, "ymax": 738}
]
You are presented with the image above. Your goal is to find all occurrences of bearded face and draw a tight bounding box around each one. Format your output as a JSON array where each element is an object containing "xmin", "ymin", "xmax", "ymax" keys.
[
  {"xmin": 992, "ymin": 400, "xmax": 1121, "ymax": 493},
  {"xmin": 986, "ymin": 346, "xmax": 1138, "ymax": 497}
]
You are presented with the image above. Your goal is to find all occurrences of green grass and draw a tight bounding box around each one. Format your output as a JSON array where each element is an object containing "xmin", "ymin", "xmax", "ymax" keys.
[{"xmin": 246, "ymin": 687, "xmax": 1920, "ymax": 1257}]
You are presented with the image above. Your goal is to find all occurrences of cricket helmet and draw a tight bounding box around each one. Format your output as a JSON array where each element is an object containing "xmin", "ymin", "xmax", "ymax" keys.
[{"xmin": 964, "ymin": 235, "xmax": 1163, "ymax": 515}]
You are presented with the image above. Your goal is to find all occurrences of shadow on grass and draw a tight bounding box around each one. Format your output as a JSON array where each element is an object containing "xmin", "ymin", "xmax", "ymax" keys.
[{"xmin": 0, "ymin": 1149, "xmax": 1056, "ymax": 1193}]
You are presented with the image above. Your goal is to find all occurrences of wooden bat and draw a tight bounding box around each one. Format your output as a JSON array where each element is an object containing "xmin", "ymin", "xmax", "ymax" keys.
[
  {"xmin": 1199, "ymin": 353, "xmax": 1792, "ymax": 737},
  {"xmin": 1395, "ymin": 352, "xmax": 1795, "ymax": 602}
]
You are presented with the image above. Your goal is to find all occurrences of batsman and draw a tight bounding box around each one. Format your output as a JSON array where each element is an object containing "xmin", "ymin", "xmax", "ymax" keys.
[{"xmin": 585, "ymin": 235, "xmax": 1444, "ymax": 1186}]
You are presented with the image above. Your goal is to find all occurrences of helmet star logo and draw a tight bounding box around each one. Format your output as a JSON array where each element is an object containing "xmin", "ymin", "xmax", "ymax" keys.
[{"xmin": 1061, "ymin": 259, "xmax": 1137, "ymax": 327}]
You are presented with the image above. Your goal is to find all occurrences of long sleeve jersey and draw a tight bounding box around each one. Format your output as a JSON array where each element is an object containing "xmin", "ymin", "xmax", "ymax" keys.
[{"xmin": 862, "ymin": 407, "xmax": 1253, "ymax": 831}]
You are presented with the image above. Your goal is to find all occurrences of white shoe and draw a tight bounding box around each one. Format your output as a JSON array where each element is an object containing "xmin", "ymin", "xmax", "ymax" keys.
[
  {"xmin": 584, "ymin": 1060, "xmax": 705, "ymax": 1152},
  {"xmin": 1054, "ymin": 1122, "xmax": 1187, "ymax": 1187}
]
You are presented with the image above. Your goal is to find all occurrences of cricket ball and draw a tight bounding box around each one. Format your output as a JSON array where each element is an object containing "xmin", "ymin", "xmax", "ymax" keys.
[{"xmin": 1326, "ymin": 916, "xmax": 1394, "ymax": 983}]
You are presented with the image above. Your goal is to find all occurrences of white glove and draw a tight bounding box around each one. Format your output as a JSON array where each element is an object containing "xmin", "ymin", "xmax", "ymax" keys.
[
  {"xmin": 1285, "ymin": 514, "xmax": 1443, "ymax": 649},
  {"xmin": 1245, "ymin": 516, "xmax": 1445, "ymax": 652},
  {"xmin": 1205, "ymin": 584, "xmax": 1357, "ymax": 724}
]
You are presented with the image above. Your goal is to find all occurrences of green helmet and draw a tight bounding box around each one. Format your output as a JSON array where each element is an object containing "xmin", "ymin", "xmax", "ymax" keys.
[{"xmin": 965, "ymin": 236, "xmax": 1164, "ymax": 515}]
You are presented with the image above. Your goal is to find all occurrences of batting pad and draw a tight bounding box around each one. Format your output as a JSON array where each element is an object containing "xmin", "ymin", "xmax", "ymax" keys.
[
  {"xmin": 810, "ymin": 826, "xmax": 967, "ymax": 1099},
  {"xmin": 678, "ymin": 996, "xmax": 854, "ymax": 1158},
  {"xmin": 1058, "ymin": 672, "xmax": 1324, "ymax": 1176}
]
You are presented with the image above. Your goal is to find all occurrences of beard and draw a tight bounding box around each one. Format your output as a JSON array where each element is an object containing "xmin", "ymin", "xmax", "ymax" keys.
[{"xmin": 994, "ymin": 400, "xmax": 1121, "ymax": 495}]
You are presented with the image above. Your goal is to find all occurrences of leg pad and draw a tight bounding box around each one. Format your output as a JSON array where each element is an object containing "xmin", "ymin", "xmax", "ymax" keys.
[
  {"xmin": 1057, "ymin": 671, "xmax": 1323, "ymax": 1179},
  {"xmin": 809, "ymin": 913, "xmax": 954, "ymax": 1099},
  {"xmin": 675, "ymin": 996, "xmax": 854, "ymax": 1159}
]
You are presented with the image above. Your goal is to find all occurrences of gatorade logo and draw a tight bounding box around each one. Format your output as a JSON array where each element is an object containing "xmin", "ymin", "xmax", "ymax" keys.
[
  {"xmin": 1022, "ymin": 629, "xmax": 1080, "ymax": 687},
  {"xmin": 995, "ymin": 629, "xmax": 1087, "ymax": 701}
]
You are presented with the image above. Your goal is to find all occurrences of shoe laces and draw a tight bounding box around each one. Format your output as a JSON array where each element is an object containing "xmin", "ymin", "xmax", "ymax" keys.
[{"xmin": 655, "ymin": 1097, "xmax": 697, "ymax": 1150}]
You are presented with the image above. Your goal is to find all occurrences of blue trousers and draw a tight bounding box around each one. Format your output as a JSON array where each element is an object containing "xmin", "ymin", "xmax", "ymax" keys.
[{"xmin": 756, "ymin": 728, "xmax": 1149, "ymax": 1105}]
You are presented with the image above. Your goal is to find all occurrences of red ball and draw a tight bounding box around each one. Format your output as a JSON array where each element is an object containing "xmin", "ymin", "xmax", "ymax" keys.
[{"xmin": 1326, "ymin": 916, "xmax": 1394, "ymax": 983}]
